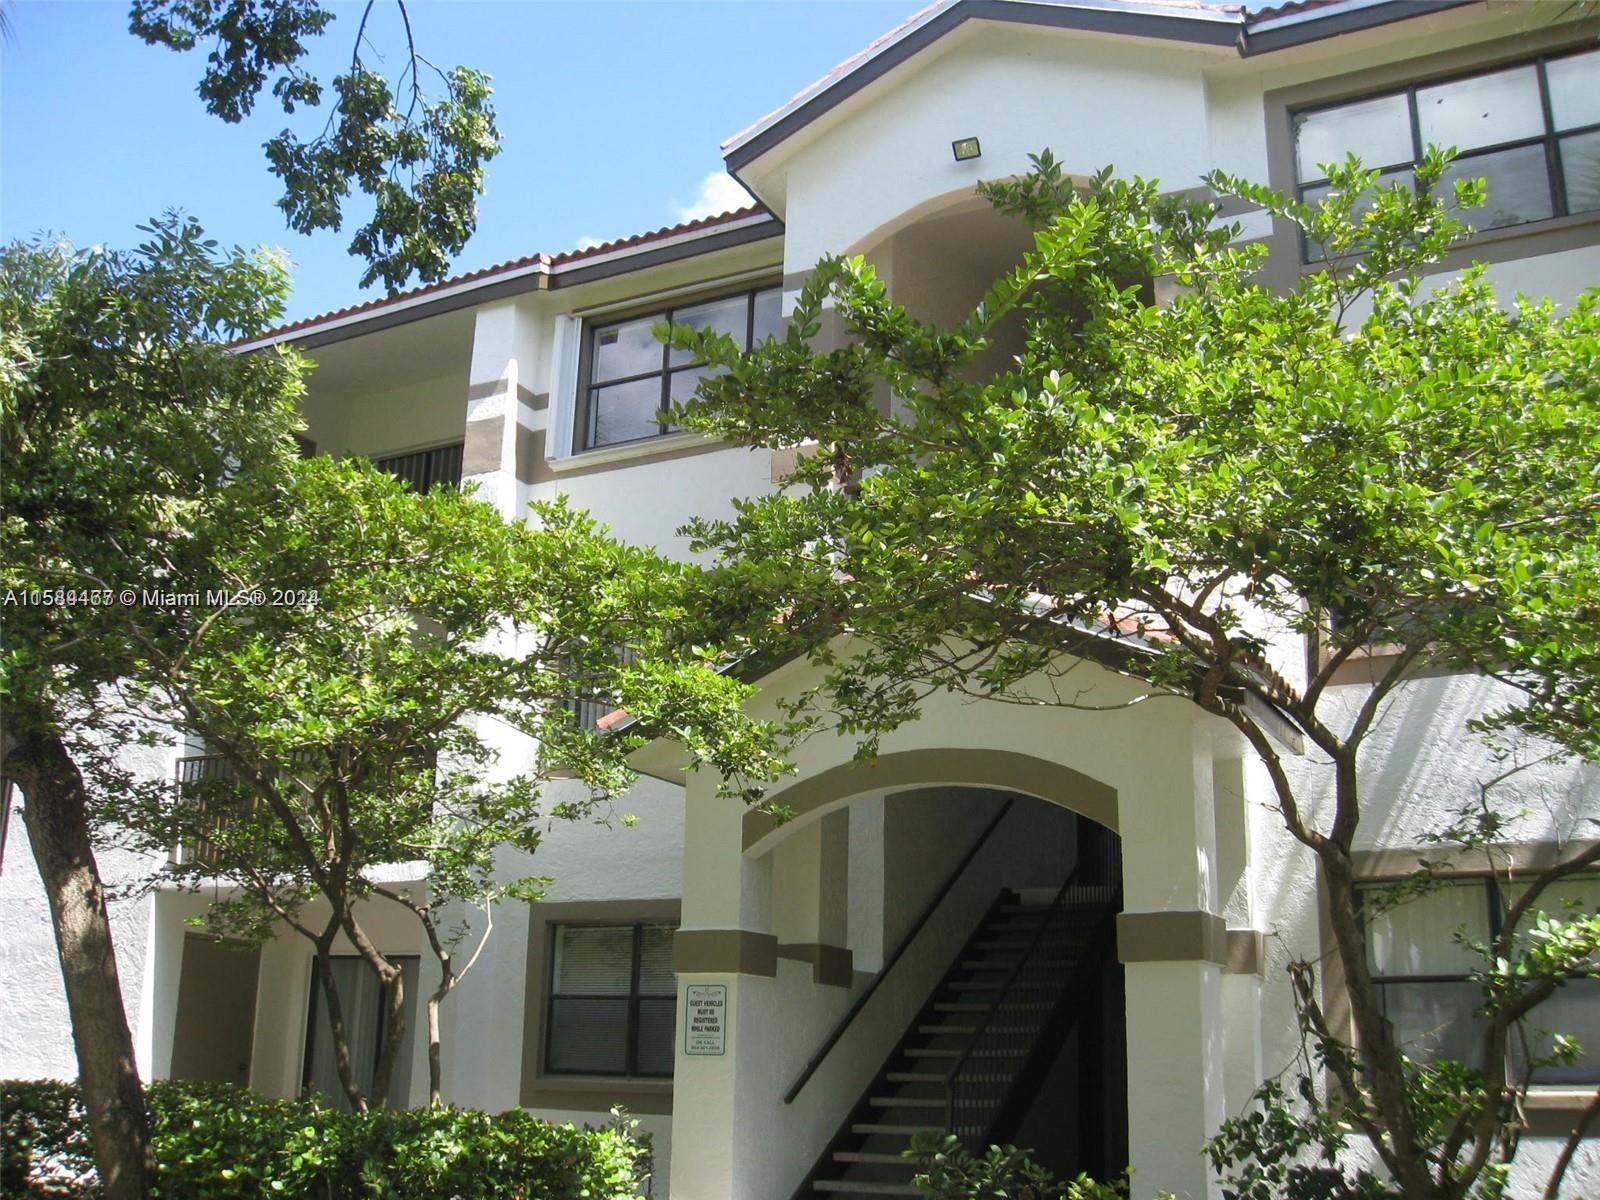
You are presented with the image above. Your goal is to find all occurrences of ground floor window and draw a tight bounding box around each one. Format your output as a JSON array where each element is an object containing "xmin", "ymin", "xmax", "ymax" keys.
[
  {"xmin": 545, "ymin": 923, "xmax": 676, "ymax": 1077},
  {"xmin": 1361, "ymin": 875, "xmax": 1600, "ymax": 1083},
  {"xmin": 303, "ymin": 954, "xmax": 421, "ymax": 1108}
]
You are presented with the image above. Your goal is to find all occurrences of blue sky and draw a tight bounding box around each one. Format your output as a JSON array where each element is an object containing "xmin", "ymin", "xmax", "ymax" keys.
[{"xmin": 1, "ymin": 1, "xmax": 913, "ymax": 323}]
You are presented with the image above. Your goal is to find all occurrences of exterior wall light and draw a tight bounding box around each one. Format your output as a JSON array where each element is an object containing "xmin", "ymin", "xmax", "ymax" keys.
[{"xmin": 951, "ymin": 136, "xmax": 982, "ymax": 162}]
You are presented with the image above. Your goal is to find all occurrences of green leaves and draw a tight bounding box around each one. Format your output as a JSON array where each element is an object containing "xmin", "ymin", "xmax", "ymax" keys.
[
  {"xmin": 132, "ymin": 1, "xmax": 501, "ymax": 292},
  {"xmin": 2, "ymin": 1078, "xmax": 653, "ymax": 1199},
  {"xmin": 666, "ymin": 153, "xmax": 1600, "ymax": 767}
]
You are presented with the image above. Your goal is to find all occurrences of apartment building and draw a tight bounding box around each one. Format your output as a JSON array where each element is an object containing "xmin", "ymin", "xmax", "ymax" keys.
[{"xmin": 3, "ymin": 1, "xmax": 1597, "ymax": 1197}]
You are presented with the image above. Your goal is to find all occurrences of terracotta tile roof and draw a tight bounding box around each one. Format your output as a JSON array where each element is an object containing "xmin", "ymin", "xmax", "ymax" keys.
[
  {"xmin": 253, "ymin": 204, "xmax": 772, "ymax": 344},
  {"xmin": 1246, "ymin": 0, "xmax": 1349, "ymax": 21}
]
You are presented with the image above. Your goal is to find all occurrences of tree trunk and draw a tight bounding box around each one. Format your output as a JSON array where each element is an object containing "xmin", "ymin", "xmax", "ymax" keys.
[
  {"xmin": 12, "ymin": 729, "xmax": 153, "ymax": 1200},
  {"xmin": 426, "ymin": 981, "xmax": 448, "ymax": 1108},
  {"xmin": 337, "ymin": 909, "xmax": 405, "ymax": 1107},
  {"xmin": 1320, "ymin": 839, "xmax": 1442, "ymax": 1200},
  {"xmin": 311, "ymin": 939, "xmax": 369, "ymax": 1111}
]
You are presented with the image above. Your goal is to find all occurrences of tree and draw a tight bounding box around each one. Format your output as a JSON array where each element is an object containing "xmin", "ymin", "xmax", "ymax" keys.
[
  {"xmin": 2, "ymin": 217, "xmax": 782, "ymax": 1176},
  {"xmin": 116, "ymin": 457, "xmax": 780, "ymax": 1110},
  {"xmin": 129, "ymin": 1, "xmax": 501, "ymax": 292},
  {"xmin": 1, "ymin": 219, "xmax": 306, "ymax": 1200},
  {"xmin": 667, "ymin": 152, "xmax": 1600, "ymax": 1199}
]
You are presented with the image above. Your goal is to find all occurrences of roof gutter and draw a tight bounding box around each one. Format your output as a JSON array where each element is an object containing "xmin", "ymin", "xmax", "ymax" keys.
[
  {"xmin": 1239, "ymin": 0, "xmax": 1480, "ymax": 56},
  {"xmin": 238, "ymin": 211, "xmax": 783, "ymax": 353}
]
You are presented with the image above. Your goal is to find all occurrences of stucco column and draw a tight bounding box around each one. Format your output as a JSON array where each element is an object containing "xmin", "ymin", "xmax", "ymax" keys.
[
  {"xmin": 670, "ymin": 769, "xmax": 779, "ymax": 1200},
  {"xmin": 1116, "ymin": 719, "xmax": 1227, "ymax": 1200},
  {"xmin": 464, "ymin": 299, "xmax": 548, "ymax": 522},
  {"xmin": 1212, "ymin": 753, "xmax": 1265, "ymax": 1117}
]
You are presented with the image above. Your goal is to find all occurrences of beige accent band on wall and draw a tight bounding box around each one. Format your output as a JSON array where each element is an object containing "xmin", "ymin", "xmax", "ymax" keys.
[
  {"xmin": 462, "ymin": 415, "xmax": 504, "ymax": 477},
  {"xmin": 674, "ymin": 928, "xmax": 778, "ymax": 978},
  {"xmin": 1117, "ymin": 910, "xmax": 1229, "ymax": 966},
  {"xmin": 1224, "ymin": 928, "xmax": 1264, "ymax": 977},
  {"xmin": 465, "ymin": 377, "xmax": 548, "ymax": 409},
  {"xmin": 776, "ymin": 942, "xmax": 854, "ymax": 988}
]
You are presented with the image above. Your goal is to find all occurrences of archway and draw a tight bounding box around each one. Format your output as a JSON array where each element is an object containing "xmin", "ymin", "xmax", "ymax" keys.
[{"xmin": 751, "ymin": 778, "xmax": 1128, "ymax": 1194}]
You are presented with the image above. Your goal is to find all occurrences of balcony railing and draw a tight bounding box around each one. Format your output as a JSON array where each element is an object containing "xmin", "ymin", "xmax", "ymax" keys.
[
  {"xmin": 371, "ymin": 442, "xmax": 464, "ymax": 493},
  {"xmin": 561, "ymin": 647, "xmax": 640, "ymax": 733},
  {"xmin": 171, "ymin": 753, "xmax": 252, "ymax": 867},
  {"xmin": 171, "ymin": 749, "xmax": 437, "ymax": 868}
]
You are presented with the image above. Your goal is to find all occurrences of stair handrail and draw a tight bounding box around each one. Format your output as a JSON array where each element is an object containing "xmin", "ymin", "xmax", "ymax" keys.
[
  {"xmin": 941, "ymin": 856, "xmax": 1120, "ymax": 1145},
  {"xmin": 783, "ymin": 796, "xmax": 1017, "ymax": 1104}
]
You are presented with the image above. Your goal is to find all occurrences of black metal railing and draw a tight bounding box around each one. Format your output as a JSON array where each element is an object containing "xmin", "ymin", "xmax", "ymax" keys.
[
  {"xmin": 561, "ymin": 647, "xmax": 641, "ymax": 733},
  {"xmin": 171, "ymin": 753, "xmax": 252, "ymax": 867},
  {"xmin": 372, "ymin": 442, "xmax": 464, "ymax": 493},
  {"xmin": 784, "ymin": 797, "xmax": 1017, "ymax": 1104},
  {"xmin": 941, "ymin": 849, "xmax": 1121, "ymax": 1148},
  {"xmin": 171, "ymin": 748, "xmax": 434, "ymax": 866}
]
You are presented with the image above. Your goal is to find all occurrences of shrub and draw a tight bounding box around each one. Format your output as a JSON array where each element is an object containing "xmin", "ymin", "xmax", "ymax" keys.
[
  {"xmin": 906, "ymin": 1132, "xmax": 1132, "ymax": 1200},
  {"xmin": 1, "ymin": 1080, "xmax": 97, "ymax": 1197},
  {"xmin": 1, "ymin": 1079, "xmax": 651, "ymax": 1199}
]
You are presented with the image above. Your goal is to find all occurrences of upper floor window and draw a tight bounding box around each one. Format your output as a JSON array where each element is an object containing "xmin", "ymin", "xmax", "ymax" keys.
[
  {"xmin": 1294, "ymin": 48, "xmax": 1600, "ymax": 257},
  {"xmin": 1361, "ymin": 874, "xmax": 1600, "ymax": 1084},
  {"xmin": 577, "ymin": 285, "xmax": 781, "ymax": 452},
  {"xmin": 372, "ymin": 441, "xmax": 464, "ymax": 493}
]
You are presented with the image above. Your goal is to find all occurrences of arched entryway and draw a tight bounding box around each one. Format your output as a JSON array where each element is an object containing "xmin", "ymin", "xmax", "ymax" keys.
[{"xmin": 660, "ymin": 670, "xmax": 1243, "ymax": 1200}]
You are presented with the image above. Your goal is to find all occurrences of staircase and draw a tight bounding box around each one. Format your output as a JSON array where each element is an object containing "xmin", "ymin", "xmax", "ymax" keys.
[{"xmin": 793, "ymin": 875, "xmax": 1119, "ymax": 1199}]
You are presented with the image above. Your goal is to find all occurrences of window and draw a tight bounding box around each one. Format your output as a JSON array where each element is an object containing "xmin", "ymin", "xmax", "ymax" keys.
[
  {"xmin": 576, "ymin": 285, "xmax": 781, "ymax": 451},
  {"xmin": 302, "ymin": 954, "xmax": 420, "ymax": 1109},
  {"xmin": 545, "ymin": 923, "xmax": 676, "ymax": 1077},
  {"xmin": 1361, "ymin": 875, "xmax": 1600, "ymax": 1083},
  {"xmin": 372, "ymin": 441, "xmax": 464, "ymax": 492},
  {"xmin": 1294, "ymin": 47, "xmax": 1600, "ymax": 258}
]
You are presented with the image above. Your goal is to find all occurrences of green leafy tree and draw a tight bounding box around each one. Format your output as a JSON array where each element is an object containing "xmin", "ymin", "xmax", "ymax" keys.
[
  {"xmin": 667, "ymin": 152, "xmax": 1600, "ymax": 1199},
  {"xmin": 115, "ymin": 458, "xmax": 780, "ymax": 1110},
  {"xmin": 1, "ymin": 218, "xmax": 307, "ymax": 1200},
  {"xmin": 129, "ymin": 1, "xmax": 501, "ymax": 292}
]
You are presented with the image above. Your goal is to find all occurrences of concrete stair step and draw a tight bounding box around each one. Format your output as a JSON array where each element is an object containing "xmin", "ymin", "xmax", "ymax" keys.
[
  {"xmin": 851, "ymin": 1122, "xmax": 942, "ymax": 1137},
  {"xmin": 814, "ymin": 1181, "xmax": 922, "ymax": 1196}
]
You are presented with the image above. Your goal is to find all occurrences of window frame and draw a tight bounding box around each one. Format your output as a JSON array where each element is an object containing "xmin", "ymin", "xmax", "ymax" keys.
[
  {"xmin": 573, "ymin": 283, "xmax": 779, "ymax": 454},
  {"xmin": 1356, "ymin": 874, "xmax": 1600, "ymax": 1085},
  {"xmin": 1290, "ymin": 45, "xmax": 1600, "ymax": 261},
  {"xmin": 542, "ymin": 920, "xmax": 677, "ymax": 1080}
]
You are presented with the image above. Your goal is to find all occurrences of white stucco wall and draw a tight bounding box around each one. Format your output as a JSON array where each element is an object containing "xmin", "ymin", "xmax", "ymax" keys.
[{"xmin": 1, "ymin": 734, "xmax": 176, "ymax": 1084}]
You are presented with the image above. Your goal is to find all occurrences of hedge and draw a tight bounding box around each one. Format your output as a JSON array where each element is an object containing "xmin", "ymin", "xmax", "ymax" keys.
[{"xmin": 2, "ymin": 1079, "xmax": 651, "ymax": 1199}]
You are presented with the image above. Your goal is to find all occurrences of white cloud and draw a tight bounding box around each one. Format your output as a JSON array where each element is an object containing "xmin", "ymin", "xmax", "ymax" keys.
[
  {"xmin": 671, "ymin": 171, "xmax": 753, "ymax": 223},
  {"xmin": 575, "ymin": 234, "xmax": 604, "ymax": 250}
]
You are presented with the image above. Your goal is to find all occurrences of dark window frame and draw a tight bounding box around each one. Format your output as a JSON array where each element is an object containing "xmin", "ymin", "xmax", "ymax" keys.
[
  {"xmin": 371, "ymin": 441, "xmax": 465, "ymax": 493},
  {"xmin": 543, "ymin": 921, "xmax": 676, "ymax": 1079},
  {"xmin": 574, "ymin": 283, "xmax": 780, "ymax": 454},
  {"xmin": 300, "ymin": 952, "xmax": 423, "ymax": 1103},
  {"xmin": 1291, "ymin": 45, "xmax": 1600, "ymax": 261},
  {"xmin": 1356, "ymin": 874, "xmax": 1600, "ymax": 1084}
]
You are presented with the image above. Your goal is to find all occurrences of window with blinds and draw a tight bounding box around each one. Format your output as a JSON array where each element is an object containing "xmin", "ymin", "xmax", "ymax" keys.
[
  {"xmin": 1361, "ymin": 875, "xmax": 1600, "ymax": 1083},
  {"xmin": 545, "ymin": 923, "xmax": 676, "ymax": 1077}
]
